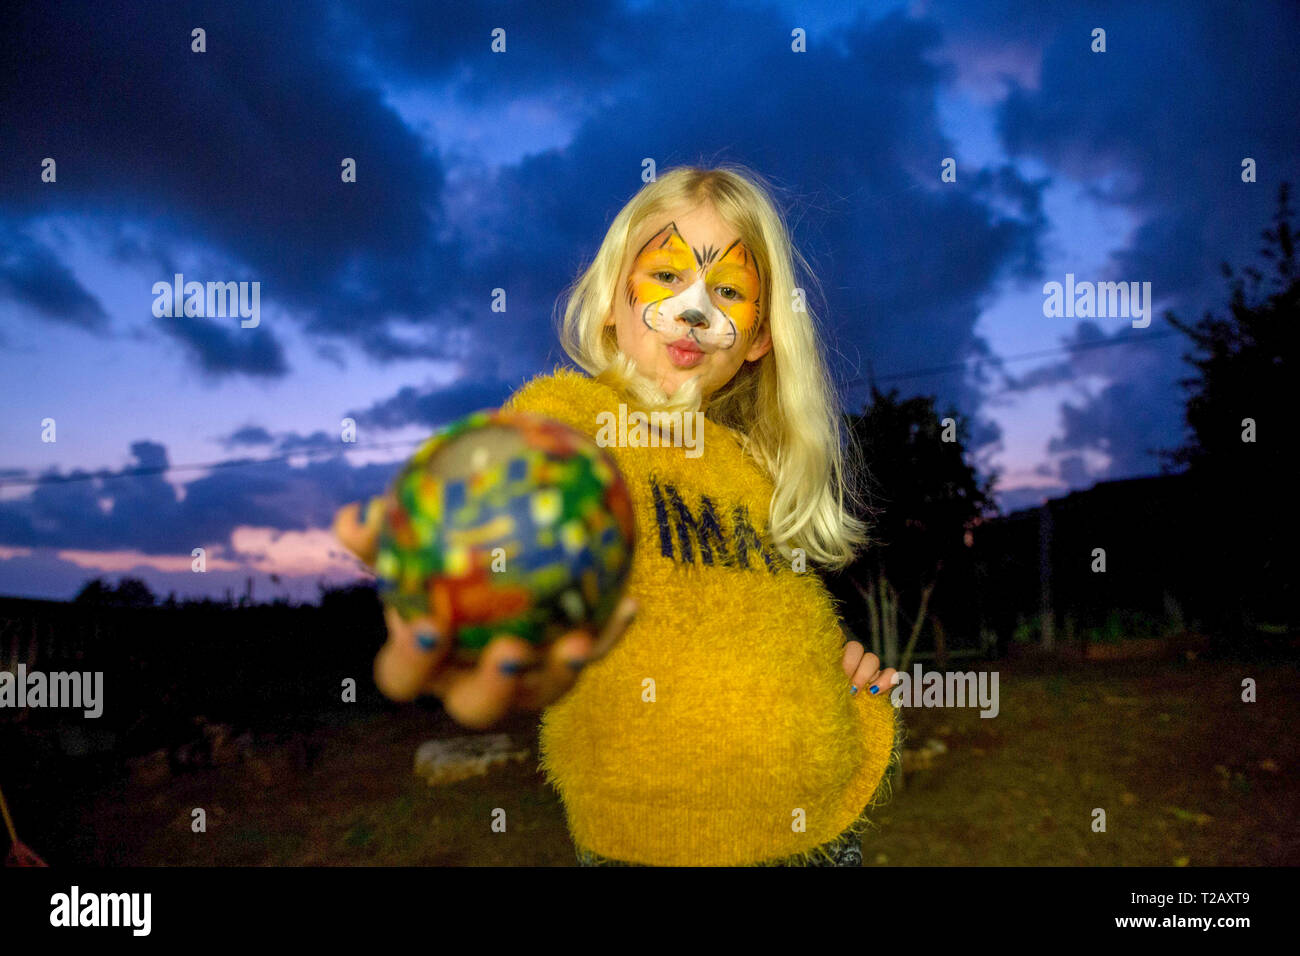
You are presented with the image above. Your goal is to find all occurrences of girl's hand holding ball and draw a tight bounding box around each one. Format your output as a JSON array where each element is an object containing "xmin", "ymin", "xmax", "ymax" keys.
[{"xmin": 332, "ymin": 411, "xmax": 638, "ymax": 730}]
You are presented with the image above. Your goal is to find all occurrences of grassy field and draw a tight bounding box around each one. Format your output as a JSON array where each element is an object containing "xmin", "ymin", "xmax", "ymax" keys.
[{"xmin": 72, "ymin": 655, "xmax": 1298, "ymax": 866}]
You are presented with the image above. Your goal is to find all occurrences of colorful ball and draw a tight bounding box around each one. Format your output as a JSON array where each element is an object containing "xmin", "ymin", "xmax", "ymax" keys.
[{"xmin": 374, "ymin": 410, "xmax": 635, "ymax": 662}]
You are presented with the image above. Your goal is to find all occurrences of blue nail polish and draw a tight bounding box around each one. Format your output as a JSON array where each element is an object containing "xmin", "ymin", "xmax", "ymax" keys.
[
  {"xmin": 849, "ymin": 684, "xmax": 858, "ymax": 696},
  {"xmin": 869, "ymin": 685, "xmax": 879, "ymax": 695},
  {"xmin": 499, "ymin": 660, "xmax": 524, "ymax": 676},
  {"xmin": 415, "ymin": 627, "xmax": 439, "ymax": 651}
]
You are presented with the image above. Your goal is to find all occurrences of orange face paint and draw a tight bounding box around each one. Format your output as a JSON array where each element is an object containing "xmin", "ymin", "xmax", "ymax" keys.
[
  {"xmin": 705, "ymin": 241, "xmax": 760, "ymax": 332},
  {"xmin": 629, "ymin": 229, "xmax": 695, "ymax": 306},
  {"xmin": 624, "ymin": 222, "xmax": 763, "ymax": 350}
]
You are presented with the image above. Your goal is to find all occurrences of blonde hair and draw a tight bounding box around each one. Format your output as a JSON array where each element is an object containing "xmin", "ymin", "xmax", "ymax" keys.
[{"xmin": 556, "ymin": 164, "xmax": 867, "ymax": 568}]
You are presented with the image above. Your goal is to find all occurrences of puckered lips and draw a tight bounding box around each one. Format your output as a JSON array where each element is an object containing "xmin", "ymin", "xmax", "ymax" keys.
[{"xmin": 666, "ymin": 337, "xmax": 705, "ymax": 368}]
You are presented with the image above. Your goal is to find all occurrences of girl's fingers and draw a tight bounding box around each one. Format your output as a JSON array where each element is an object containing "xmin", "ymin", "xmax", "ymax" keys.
[
  {"xmin": 387, "ymin": 608, "xmax": 453, "ymax": 672},
  {"xmin": 869, "ymin": 668, "xmax": 898, "ymax": 697},
  {"xmin": 486, "ymin": 596, "xmax": 636, "ymax": 712},
  {"xmin": 383, "ymin": 594, "xmax": 638, "ymax": 725},
  {"xmin": 516, "ymin": 630, "xmax": 597, "ymax": 710},
  {"xmin": 331, "ymin": 502, "xmax": 365, "ymax": 556},
  {"xmin": 441, "ymin": 635, "xmax": 537, "ymax": 730},
  {"xmin": 333, "ymin": 497, "xmax": 384, "ymax": 566},
  {"xmin": 376, "ymin": 608, "xmax": 451, "ymax": 701},
  {"xmin": 588, "ymin": 596, "xmax": 638, "ymax": 662},
  {"xmin": 851, "ymin": 652, "xmax": 882, "ymax": 695},
  {"xmin": 842, "ymin": 640, "xmax": 866, "ymax": 678}
]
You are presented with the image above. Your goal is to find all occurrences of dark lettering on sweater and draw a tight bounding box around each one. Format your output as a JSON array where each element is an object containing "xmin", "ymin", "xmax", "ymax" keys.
[{"xmin": 649, "ymin": 475, "xmax": 782, "ymax": 573}]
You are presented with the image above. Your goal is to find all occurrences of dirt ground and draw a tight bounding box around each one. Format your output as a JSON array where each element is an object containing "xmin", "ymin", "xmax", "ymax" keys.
[{"xmin": 70, "ymin": 656, "xmax": 1298, "ymax": 866}]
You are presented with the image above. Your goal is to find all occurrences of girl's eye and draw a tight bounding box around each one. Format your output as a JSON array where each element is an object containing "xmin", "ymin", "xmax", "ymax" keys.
[
  {"xmin": 653, "ymin": 271, "xmax": 677, "ymax": 283},
  {"xmin": 716, "ymin": 286, "xmax": 740, "ymax": 300}
]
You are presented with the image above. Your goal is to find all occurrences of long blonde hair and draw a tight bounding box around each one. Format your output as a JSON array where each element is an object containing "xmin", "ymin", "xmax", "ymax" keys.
[{"xmin": 556, "ymin": 164, "xmax": 867, "ymax": 568}]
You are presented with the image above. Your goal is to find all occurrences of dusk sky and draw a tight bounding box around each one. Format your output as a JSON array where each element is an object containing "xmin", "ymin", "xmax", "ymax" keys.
[{"xmin": 1, "ymin": 0, "xmax": 1296, "ymax": 601}]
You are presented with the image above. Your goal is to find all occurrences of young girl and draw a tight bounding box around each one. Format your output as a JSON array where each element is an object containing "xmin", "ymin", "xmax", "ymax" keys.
[{"xmin": 334, "ymin": 164, "xmax": 900, "ymax": 866}]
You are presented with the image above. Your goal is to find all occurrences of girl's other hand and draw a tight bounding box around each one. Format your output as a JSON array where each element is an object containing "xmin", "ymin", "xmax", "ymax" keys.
[
  {"xmin": 841, "ymin": 641, "xmax": 898, "ymax": 699},
  {"xmin": 332, "ymin": 499, "xmax": 638, "ymax": 729},
  {"xmin": 332, "ymin": 497, "xmax": 386, "ymax": 566}
]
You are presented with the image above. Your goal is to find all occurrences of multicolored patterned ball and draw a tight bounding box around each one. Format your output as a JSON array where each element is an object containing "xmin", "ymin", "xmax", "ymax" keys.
[{"xmin": 374, "ymin": 410, "xmax": 635, "ymax": 662}]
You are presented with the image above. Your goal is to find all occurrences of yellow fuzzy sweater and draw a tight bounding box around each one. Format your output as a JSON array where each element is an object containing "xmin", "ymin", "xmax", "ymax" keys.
[{"xmin": 505, "ymin": 368, "xmax": 897, "ymax": 866}]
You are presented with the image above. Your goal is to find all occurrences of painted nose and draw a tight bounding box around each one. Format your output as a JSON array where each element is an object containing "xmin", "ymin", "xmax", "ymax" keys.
[{"xmin": 677, "ymin": 308, "xmax": 708, "ymax": 328}]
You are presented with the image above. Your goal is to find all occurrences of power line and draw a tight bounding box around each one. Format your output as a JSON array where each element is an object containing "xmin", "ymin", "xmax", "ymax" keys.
[{"xmin": 1, "ymin": 326, "xmax": 1184, "ymax": 491}]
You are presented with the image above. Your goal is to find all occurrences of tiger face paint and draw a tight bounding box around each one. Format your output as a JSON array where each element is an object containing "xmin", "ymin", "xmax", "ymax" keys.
[{"xmin": 624, "ymin": 222, "xmax": 762, "ymax": 353}]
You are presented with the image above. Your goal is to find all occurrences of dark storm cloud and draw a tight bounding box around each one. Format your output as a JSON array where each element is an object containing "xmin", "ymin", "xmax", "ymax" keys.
[
  {"xmin": 220, "ymin": 426, "xmax": 360, "ymax": 454},
  {"xmin": 349, "ymin": 379, "xmax": 519, "ymax": 430},
  {"xmin": 345, "ymin": 0, "xmax": 626, "ymax": 91},
  {"xmin": 0, "ymin": 231, "xmax": 107, "ymax": 329},
  {"xmin": 275, "ymin": 432, "xmax": 340, "ymax": 454},
  {"xmin": 1048, "ymin": 377, "xmax": 1180, "ymax": 479},
  {"xmin": 0, "ymin": 0, "xmax": 457, "ymax": 367},
  {"xmin": 1003, "ymin": 321, "xmax": 1109, "ymax": 392},
  {"xmin": 1004, "ymin": 360, "xmax": 1074, "ymax": 391},
  {"xmin": 155, "ymin": 313, "xmax": 289, "ymax": 377},
  {"xmin": 222, "ymin": 425, "xmax": 276, "ymax": 448}
]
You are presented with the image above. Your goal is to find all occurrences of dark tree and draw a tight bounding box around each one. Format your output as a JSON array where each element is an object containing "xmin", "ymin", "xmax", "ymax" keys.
[
  {"xmin": 1165, "ymin": 182, "xmax": 1297, "ymax": 632},
  {"xmin": 72, "ymin": 576, "xmax": 157, "ymax": 608},
  {"xmin": 73, "ymin": 577, "xmax": 113, "ymax": 606},
  {"xmin": 846, "ymin": 387, "xmax": 996, "ymax": 585},
  {"xmin": 824, "ymin": 388, "xmax": 996, "ymax": 664},
  {"xmin": 112, "ymin": 578, "xmax": 157, "ymax": 608}
]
